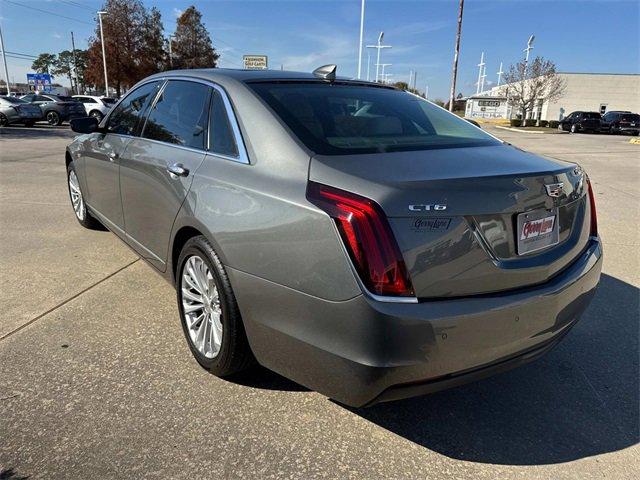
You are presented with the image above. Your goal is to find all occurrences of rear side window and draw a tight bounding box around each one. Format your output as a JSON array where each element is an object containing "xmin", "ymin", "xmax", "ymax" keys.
[
  {"xmin": 209, "ymin": 91, "xmax": 238, "ymax": 157},
  {"xmin": 142, "ymin": 80, "xmax": 211, "ymax": 150},
  {"xmin": 249, "ymin": 82, "xmax": 499, "ymax": 155},
  {"xmin": 107, "ymin": 81, "xmax": 161, "ymax": 136},
  {"xmin": 584, "ymin": 112, "xmax": 601, "ymax": 119}
]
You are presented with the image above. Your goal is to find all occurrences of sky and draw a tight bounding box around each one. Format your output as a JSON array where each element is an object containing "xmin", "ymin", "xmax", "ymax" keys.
[{"xmin": 1, "ymin": 0, "xmax": 639, "ymax": 99}]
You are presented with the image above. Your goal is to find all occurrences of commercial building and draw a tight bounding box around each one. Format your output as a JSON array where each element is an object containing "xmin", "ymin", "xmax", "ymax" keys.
[{"xmin": 465, "ymin": 73, "xmax": 640, "ymax": 121}]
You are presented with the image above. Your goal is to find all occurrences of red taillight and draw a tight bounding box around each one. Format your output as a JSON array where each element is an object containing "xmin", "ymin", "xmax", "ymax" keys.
[
  {"xmin": 587, "ymin": 177, "xmax": 598, "ymax": 237},
  {"xmin": 307, "ymin": 182, "xmax": 414, "ymax": 297}
]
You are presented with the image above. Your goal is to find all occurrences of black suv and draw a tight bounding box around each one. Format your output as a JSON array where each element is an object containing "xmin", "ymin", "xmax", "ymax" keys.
[
  {"xmin": 20, "ymin": 93, "xmax": 86, "ymax": 126},
  {"xmin": 600, "ymin": 111, "xmax": 639, "ymax": 136},
  {"xmin": 558, "ymin": 111, "xmax": 602, "ymax": 133}
]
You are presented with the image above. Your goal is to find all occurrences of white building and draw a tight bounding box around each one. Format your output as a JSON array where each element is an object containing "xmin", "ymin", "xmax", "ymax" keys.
[{"xmin": 466, "ymin": 73, "xmax": 640, "ymax": 121}]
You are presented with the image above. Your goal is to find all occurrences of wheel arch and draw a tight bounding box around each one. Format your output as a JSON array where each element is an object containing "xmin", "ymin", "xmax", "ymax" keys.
[{"xmin": 170, "ymin": 220, "xmax": 229, "ymax": 285}]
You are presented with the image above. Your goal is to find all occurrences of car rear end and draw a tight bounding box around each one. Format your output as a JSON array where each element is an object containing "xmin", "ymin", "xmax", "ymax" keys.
[
  {"xmin": 617, "ymin": 113, "xmax": 640, "ymax": 134},
  {"xmin": 246, "ymin": 81, "xmax": 602, "ymax": 407},
  {"xmin": 0, "ymin": 96, "xmax": 42, "ymax": 123}
]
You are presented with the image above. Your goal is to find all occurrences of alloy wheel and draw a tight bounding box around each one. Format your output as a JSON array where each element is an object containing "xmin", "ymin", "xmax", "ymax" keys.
[
  {"xmin": 68, "ymin": 170, "xmax": 85, "ymax": 220},
  {"xmin": 181, "ymin": 255, "xmax": 223, "ymax": 359},
  {"xmin": 47, "ymin": 111, "xmax": 59, "ymax": 125}
]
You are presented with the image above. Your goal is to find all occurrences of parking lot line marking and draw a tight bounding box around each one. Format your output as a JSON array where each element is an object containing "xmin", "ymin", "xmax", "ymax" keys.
[{"xmin": 0, "ymin": 258, "xmax": 139, "ymax": 342}]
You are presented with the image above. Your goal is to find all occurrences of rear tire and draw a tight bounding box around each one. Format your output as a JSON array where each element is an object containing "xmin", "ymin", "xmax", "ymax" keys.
[
  {"xmin": 66, "ymin": 161, "xmax": 102, "ymax": 229},
  {"xmin": 177, "ymin": 236, "xmax": 254, "ymax": 377},
  {"xmin": 46, "ymin": 111, "xmax": 62, "ymax": 126}
]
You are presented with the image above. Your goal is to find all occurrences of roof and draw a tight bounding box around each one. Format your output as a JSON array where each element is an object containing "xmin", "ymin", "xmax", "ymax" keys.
[{"xmin": 150, "ymin": 68, "xmax": 380, "ymax": 84}]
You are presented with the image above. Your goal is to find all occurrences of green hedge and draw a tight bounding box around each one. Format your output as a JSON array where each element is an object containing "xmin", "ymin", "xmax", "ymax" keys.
[
  {"xmin": 537, "ymin": 120, "xmax": 549, "ymax": 127},
  {"xmin": 510, "ymin": 119, "xmax": 522, "ymax": 127},
  {"xmin": 548, "ymin": 120, "xmax": 560, "ymax": 129}
]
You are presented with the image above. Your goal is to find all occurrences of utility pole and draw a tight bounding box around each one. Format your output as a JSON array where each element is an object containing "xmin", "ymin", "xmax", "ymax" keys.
[
  {"xmin": 98, "ymin": 10, "xmax": 109, "ymax": 96},
  {"xmin": 71, "ymin": 31, "xmax": 80, "ymax": 94},
  {"xmin": 357, "ymin": 0, "xmax": 365, "ymax": 79},
  {"xmin": 0, "ymin": 23, "xmax": 11, "ymax": 95},
  {"xmin": 366, "ymin": 31, "xmax": 391, "ymax": 82},
  {"xmin": 448, "ymin": 0, "xmax": 464, "ymax": 111},
  {"xmin": 496, "ymin": 61, "xmax": 504, "ymax": 87},
  {"xmin": 476, "ymin": 51, "xmax": 485, "ymax": 94}
]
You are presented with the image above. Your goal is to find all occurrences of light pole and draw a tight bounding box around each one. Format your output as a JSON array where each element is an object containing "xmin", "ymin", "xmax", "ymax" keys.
[
  {"xmin": 377, "ymin": 63, "xmax": 391, "ymax": 83},
  {"xmin": 448, "ymin": 0, "xmax": 464, "ymax": 111},
  {"xmin": 357, "ymin": 0, "xmax": 365, "ymax": 79},
  {"xmin": 71, "ymin": 31, "xmax": 80, "ymax": 94},
  {"xmin": 425, "ymin": 84, "xmax": 429, "ymax": 100},
  {"xmin": 366, "ymin": 31, "xmax": 391, "ymax": 82},
  {"xmin": 476, "ymin": 51, "xmax": 485, "ymax": 94},
  {"xmin": 98, "ymin": 10, "xmax": 109, "ymax": 96},
  {"xmin": 366, "ymin": 51, "xmax": 371, "ymax": 81},
  {"xmin": 524, "ymin": 34, "xmax": 535, "ymax": 67},
  {"xmin": 168, "ymin": 35, "xmax": 174, "ymax": 68},
  {"xmin": 496, "ymin": 61, "xmax": 504, "ymax": 87},
  {"xmin": 0, "ymin": 23, "xmax": 11, "ymax": 95}
]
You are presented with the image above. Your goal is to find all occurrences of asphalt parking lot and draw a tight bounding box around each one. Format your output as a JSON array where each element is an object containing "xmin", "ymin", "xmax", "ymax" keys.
[{"xmin": 1, "ymin": 124, "xmax": 638, "ymax": 479}]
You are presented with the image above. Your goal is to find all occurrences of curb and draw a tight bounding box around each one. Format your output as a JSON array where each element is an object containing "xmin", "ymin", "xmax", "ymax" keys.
[{"xmin": 493, "ymin": 125, "xmax": 548, "ymax": 134}]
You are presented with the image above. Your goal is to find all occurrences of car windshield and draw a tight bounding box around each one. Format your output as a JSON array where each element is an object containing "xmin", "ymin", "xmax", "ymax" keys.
[
  {"xmin": 0, "ymin": 96, "xmax": 28, "ymax": 104},
  {"xmin": 249, "ymin": 82, "xmax": 500, "ymax": 155},
  {"xmin": 620, "ymin": 114, "xmax": 640, "ymax": 122},
  {"xmin": 101, "ymin": 97, "xmax": 117, "ymax": 105},
  {"xmin": 584, "ymin": 112, "xmax": 601, "ymax": 119}
]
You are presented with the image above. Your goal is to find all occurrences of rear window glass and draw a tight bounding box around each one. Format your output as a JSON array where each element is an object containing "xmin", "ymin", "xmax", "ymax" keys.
[
  {"xmin": 583, "ymin": 112, "xmax": 601, "ymax": 119},
  {"xmin": 620, "ymin": 114, "xmax": 639, "ymax": 122},
  {"xmin": 249, "ymin": 82, "xmax": 500, "ymax": 155}
]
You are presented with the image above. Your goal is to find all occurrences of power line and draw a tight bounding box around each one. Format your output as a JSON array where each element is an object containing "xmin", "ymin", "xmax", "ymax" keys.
[
  {"xmin": 57, "ymin": 0, "xmax": 96, "ymax": 12},
  {"xmin": 1, "ymin": 0, "xmax": 93, "ymax": 26}
]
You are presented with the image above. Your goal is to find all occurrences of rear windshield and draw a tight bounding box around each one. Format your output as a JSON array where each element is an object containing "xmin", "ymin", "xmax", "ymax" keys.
[
  {"xmin": 620, "ymin": 114, "xmax": 640, "ymax": 122},
  {"xmin": 249, "ymin": 82, "xmax": 500, "ymax": 155},
  {"xmin": 583, "ymin": 112, "xmax": 601, "ymax": 119}
]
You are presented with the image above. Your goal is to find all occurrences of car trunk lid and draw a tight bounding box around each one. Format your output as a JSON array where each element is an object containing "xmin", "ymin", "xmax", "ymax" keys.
[{"xmin": 309, "ymin": 144, "xmax": 591, "ymax": 298}]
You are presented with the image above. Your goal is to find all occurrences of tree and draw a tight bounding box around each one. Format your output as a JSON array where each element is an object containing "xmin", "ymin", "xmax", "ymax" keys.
[
  {"xmin": 172, "ymin": 6, "xmax": 219, "ymax": 69},
  {"xmin": 85, "ymin": 0, "xmax": 148, "ymax": 96},
  {"xmin": 53, "ymin": 51, "xmax": 77, "ymax": 92},
  {"xmin": 392, "ymin": 81, "xmax": 421, "ymax": 96},
  {"xmin": 74, "ymin": 50, "xmax": 89, "ymax": 93},
  {"xmin": 139, "ymin": 7, "xmax": 169, "ymax": 76},
  {"xmin": 31, "ymin": 53, "xmax": 57, "ymax": 76},
  {"xmin": 501, "ymin": 56, "xmax": 566, "ymax": 127}
]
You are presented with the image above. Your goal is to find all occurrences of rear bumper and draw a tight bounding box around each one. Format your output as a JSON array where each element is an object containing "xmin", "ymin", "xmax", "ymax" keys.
[{"xmin": 230, "ymin": 238, "xmax": 602, "ymax": 407}]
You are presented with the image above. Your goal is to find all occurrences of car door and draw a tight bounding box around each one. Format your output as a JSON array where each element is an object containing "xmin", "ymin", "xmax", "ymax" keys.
[
  {"xmin": 82, "ymin": 80, "xmax": 162, "ymax": 233},
  {"xmin": 119, "ymin": 79, "xmax": 211, "ymax": 270}
]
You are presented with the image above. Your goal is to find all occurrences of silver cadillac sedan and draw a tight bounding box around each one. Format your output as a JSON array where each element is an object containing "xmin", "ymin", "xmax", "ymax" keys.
[{"xmin": 66, "ymin": 67, "xmax": 602, "ymax": 407}]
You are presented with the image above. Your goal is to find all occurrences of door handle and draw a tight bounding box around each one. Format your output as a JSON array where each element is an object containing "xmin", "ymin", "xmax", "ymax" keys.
[{"xmin": 167, "ymin": 163, "xmax": 189, "ymax": 177}]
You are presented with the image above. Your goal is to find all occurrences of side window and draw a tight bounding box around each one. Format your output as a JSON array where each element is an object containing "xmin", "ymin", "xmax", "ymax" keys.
[
  {"xmin": 209, "ymin": 90, "xmax": 239, "ymax": 157},
  {"xmin": 35, "ymin": 95, "xmax": 50, "ymax": 102},
  {"xmin": 142, "ymin": 80, "xmax": 211, "ymax": 150},
  {"xmin": 107, "ymin": 81, "xmax": 161, "ymax": 136},
  {"xmin": 22, "ymin": 94, "xmax": 34, "ymax": 102}
]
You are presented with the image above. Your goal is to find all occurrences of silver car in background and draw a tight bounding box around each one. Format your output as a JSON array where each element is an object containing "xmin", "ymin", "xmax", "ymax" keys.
[
  {"xmin": 0, "ymin": 95, "xmax": 43, "ymax": 127},
  {"xmin": 66, "ymin": 68, "xmax": 602, "ymax": 407}
]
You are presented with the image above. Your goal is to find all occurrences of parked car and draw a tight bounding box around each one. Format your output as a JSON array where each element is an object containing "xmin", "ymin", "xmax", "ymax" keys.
[
  {"xmin": 20, "ymin": 93, "xmax": 86, "ymax": 126},
  {"xmin": 0, "ymin": 95, "xmax": 43, "ymax": 126},
  {"xmin": 72, "ymin": 95, "xmax": 117, "ymax": 122},
  {"xmin": 600, "ymin": 111, "xmax": 639, "ymax": 135},
  {"xmin": 558, "ymin": 111, "xmax": 602, "ymax": 133},
  {"xmin": 66, "ymin": 68, "xmax": 602, "ymax": 407}
]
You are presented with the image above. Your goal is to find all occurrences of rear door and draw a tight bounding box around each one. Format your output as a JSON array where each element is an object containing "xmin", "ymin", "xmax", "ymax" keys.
[
  {"xmin": 119, "ymin": 79, "xmax": 211, "ymax": 270},
  {"xmin": 82, "ymin": 80, "xmax": 162, "ymax": 231}
]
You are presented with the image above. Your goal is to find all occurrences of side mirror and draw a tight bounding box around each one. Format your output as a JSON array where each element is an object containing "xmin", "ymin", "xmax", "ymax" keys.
[
  {"xmin": 70, "ymin": 116, "xmax": 100, "ymax": 134},
  {"xmin": 464, "ymin": 118, "xmax": 481, "ymax": 128}
]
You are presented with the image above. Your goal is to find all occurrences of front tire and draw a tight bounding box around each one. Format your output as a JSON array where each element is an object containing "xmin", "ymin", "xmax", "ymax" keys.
[
  {"xmin": 46, "ymin": 111, "xmax": 62, "ymax": 126},
  {"xmin": 177, "ymin": 236, "xmax": 254, "ymax": 376},
  {"xmin": 89, "ymin": 110, "xmax": 104, "ymax": 122},
  {"xmin": 67, "ymin": 162, "xmax": 102, "ymax": 229}
]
